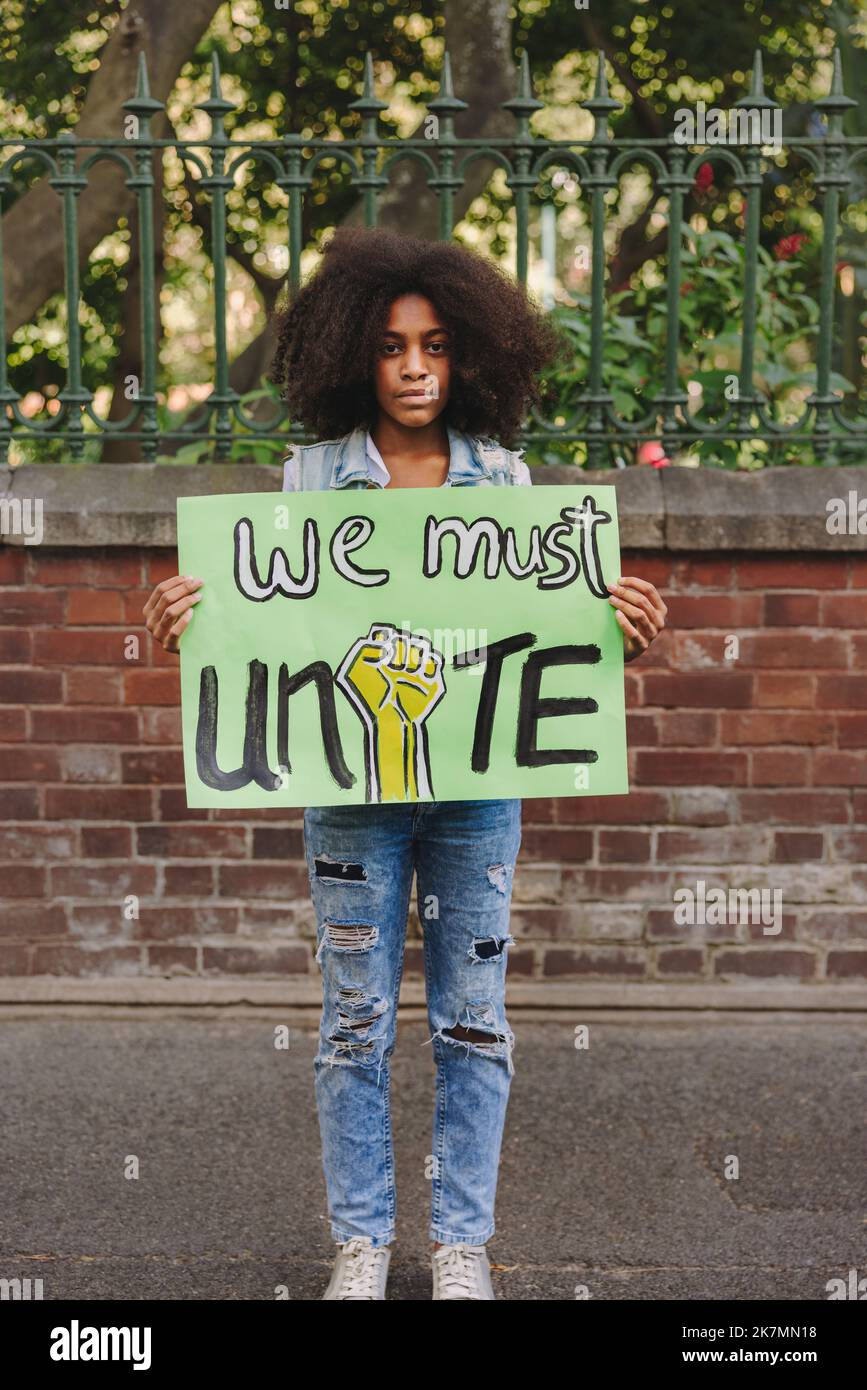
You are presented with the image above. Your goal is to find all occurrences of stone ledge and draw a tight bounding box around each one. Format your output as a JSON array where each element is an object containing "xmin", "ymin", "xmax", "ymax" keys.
[
  {"xmin": 0, "ymin": 976, "xmax": 864, "ymax": 1012},
  {"xmin": 0, "ymin": 462, "xmax": 864, "ymax": 551}
]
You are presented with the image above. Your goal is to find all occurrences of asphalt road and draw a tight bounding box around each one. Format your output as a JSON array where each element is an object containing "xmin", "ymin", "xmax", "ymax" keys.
[{"xmin": 2, "ymin": 1014, "xmax": 865, "ymax": 1301}]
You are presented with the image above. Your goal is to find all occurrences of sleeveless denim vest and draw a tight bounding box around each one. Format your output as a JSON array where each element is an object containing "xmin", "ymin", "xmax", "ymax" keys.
[{"xmin": 281, "ymin": 423, "xmax": 532, "ymax": 492}]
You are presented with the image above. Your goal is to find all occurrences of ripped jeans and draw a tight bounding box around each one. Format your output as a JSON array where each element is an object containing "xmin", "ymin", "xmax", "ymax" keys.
[{"xmin": 303, "ymin": 797, "xmax": 522, "ymax": 1248}]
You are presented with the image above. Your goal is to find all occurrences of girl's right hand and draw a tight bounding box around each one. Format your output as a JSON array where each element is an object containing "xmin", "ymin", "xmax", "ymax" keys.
[{"xmin": 142, "ymin": 575, "xmax": 203, "ymax": 653}]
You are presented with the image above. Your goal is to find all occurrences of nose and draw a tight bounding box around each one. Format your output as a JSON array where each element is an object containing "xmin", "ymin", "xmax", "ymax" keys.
[{"xmin": 402, "ymin": 343, "xmax": 427, "ymax": 378}]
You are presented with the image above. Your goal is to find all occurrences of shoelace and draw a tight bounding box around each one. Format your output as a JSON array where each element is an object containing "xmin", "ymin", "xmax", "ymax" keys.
[
  {"xmin": 434, "ymin": 1244, "xmax": 486, "ymax": 1299},
  {"xmin": 336, "ymin": 1238, "xmax": 388, "ymax": 1299}
]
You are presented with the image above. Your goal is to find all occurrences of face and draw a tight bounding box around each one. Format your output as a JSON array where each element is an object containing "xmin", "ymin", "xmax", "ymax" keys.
[{"xmin": 373, "ymin": 293, "xmax": 451, "ymax": 429}]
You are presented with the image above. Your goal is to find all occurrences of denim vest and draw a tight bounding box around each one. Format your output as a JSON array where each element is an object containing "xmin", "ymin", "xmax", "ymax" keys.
[{"xmin": 281, "ymin": 424, "xmax": 531, "ymax": 492}]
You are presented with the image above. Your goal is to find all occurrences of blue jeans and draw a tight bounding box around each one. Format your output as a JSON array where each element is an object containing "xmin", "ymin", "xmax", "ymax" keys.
[{"xmin": 303, "ymin": 798, "xmax": 522, "ymax": 1248}]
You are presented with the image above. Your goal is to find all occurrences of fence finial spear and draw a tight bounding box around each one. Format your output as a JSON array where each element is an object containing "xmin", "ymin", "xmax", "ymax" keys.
[
  {"xmin": 502, "ymin": 50, "xmax": 543, "ymax": 122},
  {"xmin": 814, "ymin": 44, "xmax": 857, "ymax": 120},
  {"xmin": 733, "ymin": 47, "xmax": 779, "ymax": 109}
]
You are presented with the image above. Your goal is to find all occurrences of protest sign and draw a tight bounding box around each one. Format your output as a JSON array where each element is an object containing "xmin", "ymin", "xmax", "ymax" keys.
[{"xmin": 176, "ymin": 485, "xmax": 628, "ymax": 808}]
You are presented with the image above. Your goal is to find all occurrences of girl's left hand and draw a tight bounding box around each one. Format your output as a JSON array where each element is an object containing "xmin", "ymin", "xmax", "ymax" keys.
[{"xmin": 606, "ymin": 576, "xmax": 668, "ymax": 662}]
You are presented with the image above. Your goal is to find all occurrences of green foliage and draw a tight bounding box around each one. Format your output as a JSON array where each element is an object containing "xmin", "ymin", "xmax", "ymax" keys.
[{"xmin": 529, "ymin": 228, "xmax": 858, "ymax": 469}]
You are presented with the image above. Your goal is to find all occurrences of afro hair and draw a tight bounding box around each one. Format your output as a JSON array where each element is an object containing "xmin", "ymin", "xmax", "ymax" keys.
[{"xmin": 268, "ymin": 225, "xmax": 564, "ymax": 445}]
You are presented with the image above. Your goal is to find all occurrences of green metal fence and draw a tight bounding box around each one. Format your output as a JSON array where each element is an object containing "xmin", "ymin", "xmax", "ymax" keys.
[{"xmin": 1, "ymin": 46, "xmax": 865, "ymax": 466}]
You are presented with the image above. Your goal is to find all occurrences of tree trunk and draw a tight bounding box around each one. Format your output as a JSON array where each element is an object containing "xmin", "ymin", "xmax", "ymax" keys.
[{"xmin": 1, "ymin": 0, "xmax": 222, "ymax": 335}]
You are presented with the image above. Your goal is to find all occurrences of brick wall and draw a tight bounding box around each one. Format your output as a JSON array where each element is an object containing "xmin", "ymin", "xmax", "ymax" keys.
[{"xmin": 1, "ymin": 471, "xmax": 865, "ymax": 989}]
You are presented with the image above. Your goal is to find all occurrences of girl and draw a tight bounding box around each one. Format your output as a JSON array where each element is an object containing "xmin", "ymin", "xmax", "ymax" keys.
[{"xmin": 143, "ymin": 226, "xmax": 667, "ymax": 1299}]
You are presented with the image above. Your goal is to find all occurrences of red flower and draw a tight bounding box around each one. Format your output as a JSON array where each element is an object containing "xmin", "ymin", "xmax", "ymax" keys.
[
  {"xmin": 636, "ymin": 441, "xmax": 671, "ymax": 468},
  {"xmin": 774, "ymin": 232, "xmax": 809, "ymax": 261},
  {"xmin": 694, "ymin": 162, "xmax": 714, "ymax": 194}
]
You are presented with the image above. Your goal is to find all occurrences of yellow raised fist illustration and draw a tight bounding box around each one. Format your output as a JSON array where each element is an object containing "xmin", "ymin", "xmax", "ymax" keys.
[{"xmin": 335, "ymin": 623, "xmax": 446, "ymax": 802}]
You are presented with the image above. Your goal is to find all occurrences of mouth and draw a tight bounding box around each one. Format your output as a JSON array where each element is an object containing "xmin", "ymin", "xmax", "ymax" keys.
[{"xmin": 397, "ymin": 390, "xmax": 429, "ymax": 399}]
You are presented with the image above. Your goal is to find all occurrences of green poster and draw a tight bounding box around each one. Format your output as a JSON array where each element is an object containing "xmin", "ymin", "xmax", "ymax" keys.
[{"xmin": 176, "ymin": 485, "xmax": 628, "ymax": 808}]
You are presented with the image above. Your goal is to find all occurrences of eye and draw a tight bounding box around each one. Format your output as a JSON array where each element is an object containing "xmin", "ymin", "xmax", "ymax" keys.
[{"xmin": 428, "ymin": 340, "xmax": 450, "ymax": 353}]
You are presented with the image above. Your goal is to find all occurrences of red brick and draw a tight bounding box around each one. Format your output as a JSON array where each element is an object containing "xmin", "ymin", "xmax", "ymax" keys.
[
  {"xmin": 750, "ymin": 750, "xmax": 812, "ymax": 786},
  {"xmin": 555, "ymin": 791, "xmax": 670, "ymax": 824},
  {"xmin": 814, "ymin": 751, "xmax": 867, "ymax": 786},
  {"xmin": 66, "ymin": 590, "xmax": 125, "ymax": 624},
  {"xmin": 147, "ymin": 554, "xmax": 183, "ymax": 585},
  {"xmin": 569, "ymin": 867, "xmax": 673, "ymax": 899},
  {"xmin": 762, "ymin": 593, "xmax": 822, "ymax": 625},
  {"xmin": 598, "ymin": 830, "xmax": 652, "ymax": 863},
  {"xmin": 163, "ymin": 865, "xmax": 215, "ymax": 896},
  {"xmin": 0, "ymin": 788, "xmax": 40, "ymax": 819},
  {"xmin": 201, "ymin": 945, "xmax": 310, "ymax": 974},
  {"xmin": 618, "ymin": 552, "xmax": 672, "ymax": 587},
  {"xmin": 121, "ymin": 750, "xmax": 185, "ymax": 784},
  {"xmin": 0, "ymin": 822, "xmax": 73, "ymax": 856},
  {"xmin": 626, "ymin": 711, "xmax": 659, "ymax": 746},
  {"xmin": 773, "ymin": 832, "xmax": 824, "ymax": 863},
  {"xmin": 0, "ymin": 746, "xmax": 61, "ymax": 780},
  {"xmin": 0, "ymin": 902, "xmax": 68, "ymax": 938},
  {"xmin": 31, "ymin": 707, "xmax": 139, "ymax": 744},
  {"xmin": 44, "ymin": 787, "xmax": 153, "ymax": 820},
  {"xmin": 736, "ymin": 556, "xmax": 849, "ymax": 589},
  {"xmin": 519, "ymin": 797, "xmax": 556, "ymax": 823},
  {"xmin": 518, "ymin": 828, "xmax": 593, "ymax": 862},
  {"xmin": 146, "ymin": 946, "xmax": 199, "ymax": 974},
  {"xmin": 218, "ymin": 863, "xmax": 311, "ymax": 898},
  {"xmin": 81, "ymin": 826, "xmax": 133, "ymax": 857},
  {"xmin": 65, "ymin": 670, "xmax": 123, "ymax": 704},
  {"xmin": 32, "ymin": 553, "xmax": 143, "ymax": 587},
  {"xmin": 0, "ymin": 548, "xmax": 27, "ymax": 583},
  {"xmin": 156, "ymin": 788, "xmax": 206, "ymax": 822},
  {"xmin": 0, "ymin": 943, "xmax": 32, "ymax": 972},
  {"xmin": 826, "ymin": 951, "xmax": 867, "ymax": 977},
  {"xmin": 134, "ymin": 905, "xmax": 240, "ymax": 939},
  {"xmin": 720, "ymin": 712, "xmax": 828, "ymax": 745},
  {"xmin": 837, "ymin": 715, "xmax": 867, "ymax": 748},
  {"xmin": 252, "ymin": 827, "xmax": 304, "ymax": 859},
  {"xmin": 643, "ymin": 672, "xmax": 753, "ymax": 708},
  {"xmin": 802, "ymin": 912, "xmax": 867, "ymax": 941},
  {"xmin": 657, "ymin": 828, "xmax": 771, "ymax": 863},
  {"xmin": 0, "ymin": 669, "xmax": 62, "ymax": 703},
  {"xmin": 737, "ymin": 633, "xmax": 848, "ymax": 669},
  {"xmin": 542, "ymin": 947, "xmax": 647, "ymax": 977},
  {"xmin": 713, "ymin": 949, "xmax": 816, "ymax": 978},
  {"xmin": 819, "ymin": 593, "xmax": 867, "ymax": 628},
  {"xmin": 50, "ymin": 863, "xmax": 157, "ymax": 897},
  {"xmin": 635, "ymin": 750, "xmax": 748, "ymax": 787},
  {"xmin": 123, "ymin": 670, "xmax": 180, "ymax": 705},
  {"xmin": 656, "ymin": 947, "xmax": 706, "ymax": 975},
  {"xmin": 140, "ymin": 708, "xmax": 182, "ymax": 744},
  {"xmin": 124, "ymin": 589, "xmax": 156, "ymax": 624},
  {"xmin": 0, "ymin": 707, "xmax": 27, "ymax": 739},
  {"xmin": 30, "ymin": 945, "xmax": 143, "ymax": 975},
  {"xmin": 0, "ymin": 589, "xmax": 65, "ymax": 623},
  {"xmin": 646, "ymin": 906, "xmax": 738, "ymax": 943},
  {"xmin": 0, "ymin": 866, "xmax": 46, "ymax": 897},
  {"xmin": 33, "ymin": 630, "xmax": 126, "ymax": 665},
  {"xmin": 817, "ymin": 676, "xmax": 867, "ymax": 709},
  {"xmin": 738, "ymin": 791, "xmax": 850, "ymax": 825},
  {"xmin": 137, "ymin": 824, "xmax": 248, "ymax": 857},
  {"xmin": 753, "ymin": 673, "xmax": 816, "ymax": 708},
  {"xmin": 0, "ymin": 628, "xmax": 31, "ymax": 661},
  {"xmin": 667, "ymin": 595, "xmax": 762, "ymax": 628},
  {"xmin": 672, "ymin": 557, "xmax": 734, "ymax": 589},
  {"xmin": 851, "ymin": 556, "xmax": 867, "ymax": 589},
  {"xmin": 657, "ymin": 711, "xmax": 718, "ymax": 746}
]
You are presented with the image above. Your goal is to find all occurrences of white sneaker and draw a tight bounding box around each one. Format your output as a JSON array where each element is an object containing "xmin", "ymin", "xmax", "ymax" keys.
[
  {"xmin": 431, "ymin": 1243, "xmax": 495, "ymax": 1300},
  {"xmin": 322, "ymin": 1236, "xmax": 391, "ymax": 1300}
]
